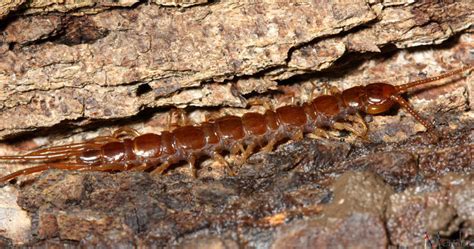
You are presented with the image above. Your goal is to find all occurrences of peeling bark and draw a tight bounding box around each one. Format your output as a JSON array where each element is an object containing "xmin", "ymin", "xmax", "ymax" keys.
[{"xmin": 1, "ymin": 1, "xmax": 471, "ymax": 138}]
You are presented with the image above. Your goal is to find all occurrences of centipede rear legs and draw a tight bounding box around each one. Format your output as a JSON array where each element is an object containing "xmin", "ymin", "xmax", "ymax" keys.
[
  {"xmin": 3, "ymin": 132, "xmax": 121, "ymax": 162},
  {"xmin": 83, "ymin": 163, "xmax": 132, "ymax": 172},
  {"xmin": 0, "ymin": 163, "xmax": 92, "ymax": 183}
]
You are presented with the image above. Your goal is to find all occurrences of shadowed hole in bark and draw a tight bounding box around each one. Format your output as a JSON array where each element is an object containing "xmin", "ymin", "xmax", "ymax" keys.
[
  {"xmin": 55, "ymin": 16, "xmax": 110, "ymax": 46},
  {"xmin": 136, "ymin": 83, "xmax": 153, "ymax": 96}
]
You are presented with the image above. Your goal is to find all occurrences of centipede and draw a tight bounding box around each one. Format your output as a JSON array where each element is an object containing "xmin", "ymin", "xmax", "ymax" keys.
[{"xmin": 0, "ymin": 66, "xmax": 472, "ymax": 183}]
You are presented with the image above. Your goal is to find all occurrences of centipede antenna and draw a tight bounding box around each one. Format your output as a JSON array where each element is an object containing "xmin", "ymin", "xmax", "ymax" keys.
[
  {"xmin": 395, "ymin": 65, "xmax": 473, "ymax": 94},
  {"xmin": 390, "ymin": 94, "xmax": 439, "ymax": 141}
]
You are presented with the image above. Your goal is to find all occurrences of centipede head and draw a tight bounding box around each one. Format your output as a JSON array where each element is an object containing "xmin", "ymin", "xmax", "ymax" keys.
[
  {"xmin": 341, "ymin": 83, "xmax": 397, "ymax": 114},
  {"xmin": 341, "ymin": 66, "xmax": 472, "ymax": 141},
  {"xmin": 363, "ymin": 83, "xmax": 398, "ymax": 114},
  {"xmin": 343, "ymin": 65, "xmax": 473, "ymax": 115}
]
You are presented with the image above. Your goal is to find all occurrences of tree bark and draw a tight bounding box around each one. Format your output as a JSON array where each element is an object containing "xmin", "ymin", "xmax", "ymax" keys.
[{"xmin": 0, "ymin": 1, "xmax": 472, "ymax": 247}]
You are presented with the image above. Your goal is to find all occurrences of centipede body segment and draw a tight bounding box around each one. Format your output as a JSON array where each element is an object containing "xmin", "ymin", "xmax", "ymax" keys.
[{"xmin": 0, "ymin": 66, "xmax": 472, "ymax": 183}]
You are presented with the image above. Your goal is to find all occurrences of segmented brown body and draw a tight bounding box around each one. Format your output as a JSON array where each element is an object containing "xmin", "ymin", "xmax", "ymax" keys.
[{"xmin": 0, "ymin": 66, "xmax": 471, "ymax": 182}]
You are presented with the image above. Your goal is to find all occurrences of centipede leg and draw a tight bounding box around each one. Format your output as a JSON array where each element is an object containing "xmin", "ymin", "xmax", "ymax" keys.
[
  {"xmin": 307, "ymin": 128, "xmax": 330, "ymax": 140},
  {"xmin": 82, "ymin": 163, "xmax": 130, "ymax": 172},
  {"xmin": 346, "ymin": 113, "xmax": 369, "ymax": 139},
  {"xmin": 320, "ymin": 82, "xmax": 341, "ymax": 95},
  {"xmin": 6, "ymin": 135, "xmax": 115, "ymax": 160},
  {"xmin": 240, "ymin": 142, "xmax": 258, "ymax": 164},
  {"xmin": 355, "ymin": 113, "xmax": 368, "ymax": 136},
  {"xmin": 17, "ymin": 132, "xmax": 128, "ymax": 162},
  {"xmin": 129, "ymin": 160, "xmax": 157, "ymax": 172},
  {"xmin": 333, "ymin": 122, "xmax": 363, "ymax": 137},
  {"xmin": 291, "ymin": 130, "xmax": 304, "ymax": 141},
  {"xmin": 150, "ymin": 161, "xmax": 171, "ymax": 175},
  {"xmin": 25, "ymin": 143, "xmax": 91, "ymax": 157},
  {"xmin": 230, "ymin": 143, "xmax": 245, "ymax": 155},
  {"xmin": 112, "ymin": 127, "xmax": 140, "ymax": 139},
  {"xmin": 1, "ymin": 147, "xmax": 93, "ymax": 162},
  {"xmin": 246, "ymin": 98, "xmax": 275, "ymax": 110},
  {"xmin": 261, "ymin": 138, "xmax": 277, "ymax": 153},
  {"xmin": 188, "ymin": 155, "xmax": 198, "ymax": 178},
  {"xmin": 167, "ymin": 108, "xmax": 190, "ymax": 130},
  {"xmin": 212, "ymin": 152, "xmax": 235, "ymax": 176},
  {"xmin": 277, "ymin": 85, "xmax": 298, "ymax": 105}
]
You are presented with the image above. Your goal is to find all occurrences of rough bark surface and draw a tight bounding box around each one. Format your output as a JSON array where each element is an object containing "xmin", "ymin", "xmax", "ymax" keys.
[
  {"xmin": 1, "ymin": 1, "xmax": 472, "ymax": 138},
  {"xmin": 0, "ymin": 0, "xmax": 473, "ymax": 248}
]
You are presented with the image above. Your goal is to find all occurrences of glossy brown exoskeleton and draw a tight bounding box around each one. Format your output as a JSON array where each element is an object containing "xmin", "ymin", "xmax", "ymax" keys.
[{"xmin": 0, "ymin": 66, "xmax": 472, "ymax": 182}]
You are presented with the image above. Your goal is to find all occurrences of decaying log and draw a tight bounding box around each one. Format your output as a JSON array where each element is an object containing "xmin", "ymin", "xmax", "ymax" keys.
[{"xmin": 0, "ymin": 1, "xmax": 472, "ymax": 247}]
